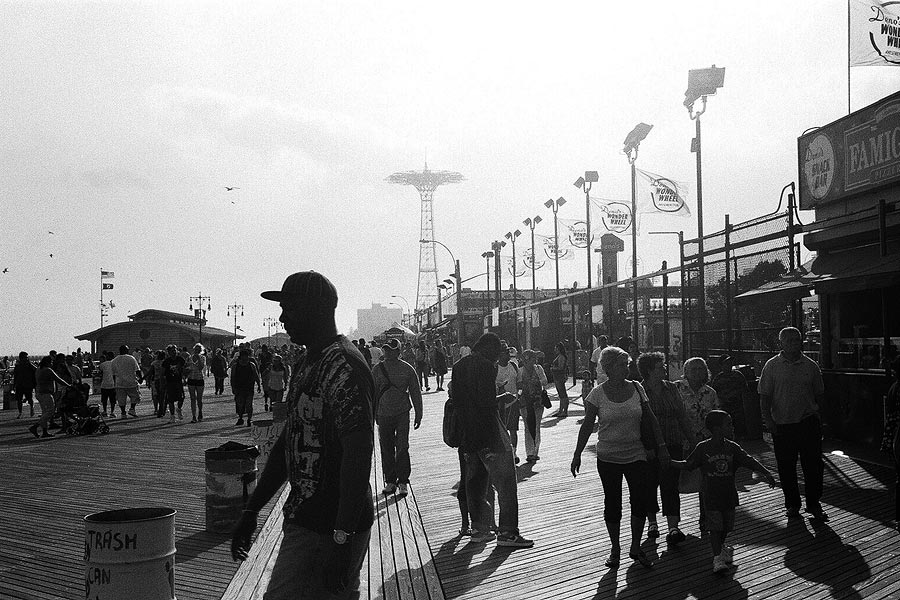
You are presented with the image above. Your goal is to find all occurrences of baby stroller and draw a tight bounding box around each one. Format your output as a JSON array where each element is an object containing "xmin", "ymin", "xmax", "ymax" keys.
[{"xmin": 60, "ymin": 383, "xmax": 109, "ymax": 436}]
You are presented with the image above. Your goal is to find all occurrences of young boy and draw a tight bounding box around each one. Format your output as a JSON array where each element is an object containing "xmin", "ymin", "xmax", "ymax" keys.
[{"xmin": 672, "ymin": 410, "xmax": 777, "ymax": 574}]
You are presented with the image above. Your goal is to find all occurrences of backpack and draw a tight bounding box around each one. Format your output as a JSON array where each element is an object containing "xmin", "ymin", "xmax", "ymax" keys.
[{"xmin": 442, "ymin": 388, "xmax": 461, "ymax": 448}]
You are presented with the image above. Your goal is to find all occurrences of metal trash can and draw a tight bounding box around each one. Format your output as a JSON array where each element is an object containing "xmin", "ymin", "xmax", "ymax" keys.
[
  {"xmin": 84, "ymin": 507, "xmax": 177, "ymax": 600},
  {"xmin": 204, "ymin": 442, "xmax": 259, "ymax": 533}
]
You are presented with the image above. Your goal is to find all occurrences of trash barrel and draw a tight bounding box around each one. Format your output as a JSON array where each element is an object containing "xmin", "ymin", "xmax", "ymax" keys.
[
  {"xmin": 249, "ymin": 419, "xmax": 283, "ymax": 473},
  {"xmin": 84, "ymin": 507, "xmax": 177, "ymax": 600},
  {"xmin": 205, "ymin": 442, "xmax": 260, "ymax": 534},
  {"xmin": 271, "ymin": 401, "xmax": 287, "ymax": 424}
]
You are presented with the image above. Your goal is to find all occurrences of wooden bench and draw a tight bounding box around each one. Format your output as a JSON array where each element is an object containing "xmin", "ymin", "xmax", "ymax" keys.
[{"xmin": 222, "ymin": 450, "xmax": 445, "ymax": 600}]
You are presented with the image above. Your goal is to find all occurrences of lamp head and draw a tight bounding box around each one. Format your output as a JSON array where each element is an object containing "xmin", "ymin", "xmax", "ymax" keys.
[
  {"xmin": 557, "ymin": 197, "xmax": 566, "ymax": 207},
  {"xmin": 585, "ymin": 171, "xmax": 599, "ymax": 183},
  {"xmin": 684, "ymin": 65, "xmax": 725, "ymax": 108},
  {"xmin": 623, "ymin": 123, "xmax": 653, "ymax": 154},
  {"xmin": 543, "ymin": 199, "xmax": 553, "ymax": 208},
  {"xmin": 523, "ymin": 217, "xmax": 532, "ymax": 227},
  {"xmin": 514, "ymin": 229, "xmax": 521, "ymax": 237},
  {"xmin": 534, "ymin": 215, "xmax": 543, "ymax": 225},
  {"xmin": 574, "ymin": 176, "xmax": 585, "ymax": 189}
]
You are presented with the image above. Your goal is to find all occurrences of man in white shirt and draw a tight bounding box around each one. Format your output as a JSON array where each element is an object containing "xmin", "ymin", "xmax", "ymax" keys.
[
  {"xmin": 111, "ymin": 345, "xmax": 143, "ymax": 418},
  {"xmin": 496, "ymin": 346, "xmax": 521, "ymax": 462},
  {"xmin": 589, "ymin": 335, "xmax": 609, "ymax": 383},
  {"xmin": 368, "ymin": 342, "xmax": 383, "ymax": 365}
]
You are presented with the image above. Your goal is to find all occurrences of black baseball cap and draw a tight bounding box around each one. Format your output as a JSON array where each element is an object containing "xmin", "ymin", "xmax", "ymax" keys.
[{"xmin": 261, "ymin": 271, "xmax": 338, "ymax": 307}]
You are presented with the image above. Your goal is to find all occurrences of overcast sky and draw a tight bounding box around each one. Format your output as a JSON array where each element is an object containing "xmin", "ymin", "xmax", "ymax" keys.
[{"xmin": 1, "ymin": 1, "xmax": 898, "ymax": 355}]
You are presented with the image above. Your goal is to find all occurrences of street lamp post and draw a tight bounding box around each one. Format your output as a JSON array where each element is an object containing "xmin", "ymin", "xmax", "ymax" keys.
[
  {"xmin": 575, "ymin": 171, "xmax": 599, "ymax": 357},
  {"xmin": 421, "ymin": 238, "xmax": 464, "ymax": 347},
  {"xmin": 481, "ymin": 251, "xmax": 494, "ymax": 326},
  {"xmin": 544, "ymin": 197, "xmax": 566, "ymax": 296},
  {"xmin": 491, "ymin": 240, "xmax": 506, "ymax": 311},
  {"xmin": 227, "ymin": 304, "xmax": 244, "ymax": 347},
  {"xmin": 263, "ymin": 316, "xmax": 279, "ymax": 346},
  {"xmin": 391, "ymin": 295, "xmax": 411, "ymax": 328},
  {"xmin": 684, "ymin": 65, "xmax": 725, "ymax": 352},
  {"xmin": 523, "ymin": 216, "xmax": 542, "ymax": 303},
  {"xmin": 505, "ymin": 229, "xmax": 521, "ymax": 304},
  {"xmin": 189, "ymin": 293, "xmax": 211, "ymax": 347},
  {"xmin": 624, "ymin": 123, "xmax": 653, "ymax": 344}
]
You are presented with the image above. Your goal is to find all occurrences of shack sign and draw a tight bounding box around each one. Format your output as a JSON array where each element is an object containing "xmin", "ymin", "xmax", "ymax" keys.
[{"xmin": 798, "ymin": 89, "xmax": 900, "ymax": 209}]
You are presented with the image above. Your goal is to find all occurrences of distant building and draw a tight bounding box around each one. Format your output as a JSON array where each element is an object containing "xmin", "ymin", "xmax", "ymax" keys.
[
  {"xmin": 356, "ymin": 303, "xmax": 403, "ymax": 340},
  {"xmin": 75, "ymin": 309, "xmax": 242, "ymax": 356}
]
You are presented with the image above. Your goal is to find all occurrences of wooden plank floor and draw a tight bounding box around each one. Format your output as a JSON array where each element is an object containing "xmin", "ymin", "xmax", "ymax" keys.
[{"xmin": 3, "ymin": 376, "xmax": 899, "ymax": 600}]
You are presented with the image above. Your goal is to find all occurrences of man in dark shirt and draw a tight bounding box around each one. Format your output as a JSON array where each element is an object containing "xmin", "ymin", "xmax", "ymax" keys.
[
  {"xmin": 452, "ymin": 332, "xmax": 534, "ymax": 548},
  {"xmin": 710, "ymin": 355, "xmax": 749, "ymax": 439},
  {"xmin": 13, "ymin": 351, "xmax": 37, "ymax": 418},
  {"xmin": 232, "ymin": 271, "xmax": 375, "ymax": 598},
  {"xmin": 158, "ymin": 345, "xmax": 186, "ymax": 422}
]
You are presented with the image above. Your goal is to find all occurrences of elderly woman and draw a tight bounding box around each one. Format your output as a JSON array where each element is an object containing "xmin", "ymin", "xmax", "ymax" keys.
[
  {"xmin": 517, "ymin": 349, "xmax": 549, "ymax": 463},
  {"xmin": 638, "ymin": 352, "xmax": 695, "ymax": 545},
  {"xmin": 571, "ymin": 346, "xmax": 669, "ymax": 569},
  {"xmin": 676, "ymin": 356, "xmax": 720, "ymax": 533}
]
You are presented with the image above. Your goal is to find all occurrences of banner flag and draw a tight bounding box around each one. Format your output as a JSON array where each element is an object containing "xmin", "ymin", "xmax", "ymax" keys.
[
  {"xmin": 101, "ymin": 270, "xmax": 115, "ymax": 279},
  {"xmin": 522, "ymin": 247, "xmax": 546, "ymax": 270},
  {"xmin": 506, "ymin": 257, "xmax": 527, "ymax": 277},
  {"xmin": 635, "ymin": 168, "xmax": 692, "ymax": 217},
  {"xmin": 851, "ymin": 0, "xmax": 900, "ymax": 66},
  {"xmin": 536, "ymin": 234, "xmax": 575, "ymax": 260},
  {"xmin": 102, "ymin": 283, "xmax": 114, "ymax": 290}
]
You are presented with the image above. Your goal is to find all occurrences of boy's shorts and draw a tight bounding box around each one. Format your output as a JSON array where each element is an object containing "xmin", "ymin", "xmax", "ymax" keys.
[{"xmin": 706, "ymin": 509, "xmax": 735, "ymax": 533}]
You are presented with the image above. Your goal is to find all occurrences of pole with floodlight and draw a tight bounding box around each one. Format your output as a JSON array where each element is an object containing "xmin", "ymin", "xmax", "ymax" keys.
[
  {"xmin": 574, "ymin": 171, "xmax": 599, "ymax": 358},
  {"xmin": 523, "ymin": 216, "xmax": 542, "ymax": 303},
  {"xmin": 624, "ymin": 122, "xmax": 653, "ymax": 344},
  {"xmin": 544, "ymin": 197, "xmax": 566, "ymax": 296}
]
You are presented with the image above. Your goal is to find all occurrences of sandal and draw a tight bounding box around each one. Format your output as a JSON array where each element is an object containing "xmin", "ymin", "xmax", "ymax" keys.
[{"xmin": 629, "ymin": 549, "xmax": 654, "ymax": 568}]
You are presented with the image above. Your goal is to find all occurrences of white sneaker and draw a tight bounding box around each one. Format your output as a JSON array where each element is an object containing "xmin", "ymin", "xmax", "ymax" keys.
[
  {"xmin": 722, "ymin": 545, "xmax": 734, "ymax": 564},
  {"xmin": 398, "ymin": 483, "xmax": 408, "ymax": 496},
  {"xmin": 713, "ymin": 554, "xmax": 729, "ymax": 574}
]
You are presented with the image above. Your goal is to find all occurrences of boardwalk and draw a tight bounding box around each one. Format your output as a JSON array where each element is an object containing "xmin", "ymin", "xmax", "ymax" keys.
[{"xmin": 1, "ymin": 378, "xmax": 898, "ymax": 599}]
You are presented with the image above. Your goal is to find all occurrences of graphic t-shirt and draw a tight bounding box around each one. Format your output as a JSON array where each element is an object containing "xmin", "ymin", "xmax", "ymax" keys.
[
  {"xmin": 162, "ymin": 356, "xmax": 186, "ymax": 388},
  {"xmin": 110, "ymin": 354, "xmax": 141, "ymax": 388},
  {"xmin": 684, "ymin": 438, "xmax": 758, "ymax": 511},
  {"xmin": 282, "ymin": 336, "xmax": 375, "ymax": 534}
]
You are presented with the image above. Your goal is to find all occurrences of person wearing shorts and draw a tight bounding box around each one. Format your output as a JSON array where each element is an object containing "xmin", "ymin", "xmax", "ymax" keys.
[
  {"xmin": 111, "ymin": 345, "xmax": 143, "ymax": 418},
  {"xmin": 230, "ymin": 348, "xmax": 261, "ymax": 426}
]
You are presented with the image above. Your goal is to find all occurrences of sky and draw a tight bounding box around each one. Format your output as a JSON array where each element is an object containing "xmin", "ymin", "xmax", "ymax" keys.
[{"xmin": 1, "ymin": 0, "xmax": 899, "ymax": 355}]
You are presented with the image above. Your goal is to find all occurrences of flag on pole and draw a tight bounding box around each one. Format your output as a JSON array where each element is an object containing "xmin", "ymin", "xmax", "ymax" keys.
[
  {"xmin": 537, "ymin": 234, "xmax": 575, "ymax": 260},
  {"xmin": 522, "ymin": 248, "xmax": 546, "ymax": 270},
  {"xmin": 101, "ymin": 270, "xmax": 115, "ymax": 279},
  {"xmin": 102, "ymin": 283, "xmax": 114, "ymax": 290},
  {"xmin": 850, "ymin": 0, "xmax": 900, "ymax": 66},
  {"xmin": 635, "ymin": 168, "xmax": 692, "ymax": 217},
  {"xmin": 506, "ymin": 257, "xmax": 527, "ymax": 277}
]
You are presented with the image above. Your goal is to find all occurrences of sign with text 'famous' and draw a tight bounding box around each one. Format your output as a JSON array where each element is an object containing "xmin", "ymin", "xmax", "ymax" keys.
[
  {"xmin": 798, "ymin": 89, "xmax": 900, "ymax": 209},
  {"xmin": 850, "ymin": 0, "xmax": 900, "ymax": 66}
]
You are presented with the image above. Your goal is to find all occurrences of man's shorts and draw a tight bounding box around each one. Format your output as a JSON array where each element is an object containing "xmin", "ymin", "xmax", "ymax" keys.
[
  {"xmin": 706, "ymin": 509, "xmax": 735, "ymax": 533},
  {"xmin": 116, "ymin": 387, "xmax": 141, "ymax": 406}
]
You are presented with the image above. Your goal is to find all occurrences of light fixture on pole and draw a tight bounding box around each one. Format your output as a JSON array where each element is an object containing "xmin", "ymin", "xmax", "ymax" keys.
[
  {"xmin": 491, "ymin": 240, "xmax": 506, "ymax": 311},
  {"xmin": 523, "ymin": 216, "xmax": 542, "ymax": 303},
  {"xmin": 390, "ymin": 294, "xmax": 411, "ymax": 328},
  {"xmin": 189, "ymin": 293, "xmax": 211, "ymax": 347},
  {"xmin": 684, "ymin": 64, "xmax": 725, "ymax": 353},
  {"xmin": 263, "ymin": 316, "xmax": 279, "ymax": 346},
  {"xmin": 624, "ymin": 122, "xmax": 653, "ymax": 343},
  {"xmin": 388, "ymin": 302, "xmax": 407, "ymax": 327},
  {"xmin": 574, "ymin": 171, "xmax": 599, "ymax": 357},
  {"xmin": 544, "ymin": 196, "xmax": 567, "ymax": 296},
  {"xmin": 438, "ymin": 283, "xmax": 450, "ymax": 322},
  {"xmin": 481, "ymin": 250, "xmax": 494, "ymax": 321},
  {"xmin": 227, "ymin": 303, "xmax": 244, "ymax": 347},
  {"xmin": 421, "ymin": 238, "xmax": 464, "ymax": 347},
  {"xmin": 505, "ymin": 229, "xmax": 521, "ymax": 307}
]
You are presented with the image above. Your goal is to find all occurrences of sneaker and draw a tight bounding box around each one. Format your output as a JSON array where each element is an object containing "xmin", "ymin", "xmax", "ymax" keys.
[
  {"xmin": 722, "ymin": 545, "xmax": 734, "ymax": 564},
  {"xmin": 398, "ymin": 483, "xmax": 408, "ymax": 496},
  {"xmin": 469, "ymin": 530, "xmax": 496, "ymax": 543},
  {"xmin": 128, "ymin": 407, "xmax": 137, "ymax": 417},
  {"xmin": 190, "ymin": 418, "xmax": 197, "ymax": 423},
  {"xmin": 236, "ymin": 418, "xmax": 244, "ymax": 426},
  {"xmin": 807, "ymin": 506, "xmax": 829, "ymax": 521},
  {"xmin": 383, "ymin": 483, "xmax": 396, "ymax": 495},
  {"xmin": 514, "ymin": 456, "xmax": 520, "ymax": 464},
  {"xmin": 666, "ymin": 527, "xmax": 686, "ymax": 545},
  {"xmin": 713, "ymin": 554, "xmax": 729, "ymax": 574},
  {"xmin": 28, "ymin": 424, "xmax": 39, "ymax": 438},
  {"xmin": 647, "ymin": 522, "xmax": 659, "ymax": 539},
  {"xmin": 176, "ymin": 409, "xmax": 183, "ymax": 421},
  {"xmin": 496, "ymin": 533, "xmax": 534, "ymax": 548},
  {"xmin": 786, "ymin": 507, "xmax": 802, "ymax": 520}
]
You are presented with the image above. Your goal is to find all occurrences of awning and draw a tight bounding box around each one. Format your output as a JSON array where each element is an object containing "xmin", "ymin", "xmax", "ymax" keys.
[
  {"xmin": 426, "ymin": 316, "xmax": 454, "ymax": 330},
  {"xmin": 735, "ymin": 245, "xmax": 900, "ymax": 303}
]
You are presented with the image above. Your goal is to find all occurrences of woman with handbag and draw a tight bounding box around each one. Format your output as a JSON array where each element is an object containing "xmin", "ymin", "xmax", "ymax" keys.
[
  {"xmin": 571, "ymin": 346, "xmax": 668, "ymax": 569},
  {"xmin": 550, "ymin": 342, "xmax": 570, "ymax": 417},
  {"xmin": 638, "ymin": 352, "xmax": 695, "ymax": 545},
  {"xmin": 517, "ymin": 349, "xmax": 549, "ymax": 463}
]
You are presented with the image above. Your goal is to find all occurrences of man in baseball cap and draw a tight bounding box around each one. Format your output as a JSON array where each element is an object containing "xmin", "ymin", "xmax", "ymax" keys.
[{"xmin": 233, "ymin": 271, "xmax": 375, "ymax": 597}]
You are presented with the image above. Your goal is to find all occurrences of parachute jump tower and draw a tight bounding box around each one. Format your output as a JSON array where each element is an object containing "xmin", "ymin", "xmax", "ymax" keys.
[{"xmin": 386, "ymin": 163, "xmax": 464, "ymax": 313}]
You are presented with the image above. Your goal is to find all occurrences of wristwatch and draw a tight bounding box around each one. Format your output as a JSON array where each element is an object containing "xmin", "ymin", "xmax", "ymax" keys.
[{"xmin": 333, "ymin": 529, "xmax": 353, "ymax": 545}]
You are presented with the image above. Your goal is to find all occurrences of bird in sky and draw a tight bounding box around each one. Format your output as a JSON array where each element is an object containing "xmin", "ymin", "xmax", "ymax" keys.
[
  {"xmin": 225, "ymin": 186, "xmax": 240, "ymax": 191},
  {"xmin": 49, "ymin": 253, "xmax": 54, "ymax": 258},
  {"xmin": 2, "ymin": 268, "xmax": 8, "ymax": 273},
  {"xmin": 48, "ymin": 231, "xmax": 54, "ymax": 235}
]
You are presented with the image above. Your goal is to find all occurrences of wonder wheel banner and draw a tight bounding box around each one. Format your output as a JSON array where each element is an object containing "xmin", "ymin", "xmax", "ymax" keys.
[
  {"xmin": 507, "ymin": 257, "xmax": 527, "ymax": 277},
  {"xmin": 522, "ymin": 247, "xmax": 546, "ymax": 270},
  {"xmin": 537, "ymin": 234, "xmax": 575, "ymax": 260},
  {"xmin": 635, "ymin": 168, "xmax": 692, "ymax": 217},
  {"xmin": 851, "ymin": 0, "xmax": 900, "ymax": 66}
]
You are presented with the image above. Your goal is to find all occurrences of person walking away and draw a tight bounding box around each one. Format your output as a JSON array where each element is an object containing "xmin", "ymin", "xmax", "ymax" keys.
[
  {"xmin": 230, "ymin": 348, "xmax": 261, "ymax": 426},
  {"xmin": 571, "ymin": 346, "xmax": 668, "ymax": 569},
  {"xmin": 258, "ymin": 345, "xmax": 273, "ymax": 411},
  {"xmin": 12, "ymin": 351, "xmax": 36, "ymax": 419},
  {"xmin": 432, "ymin": 339, "xmax": 449, "ymax": 391},
  {"xmin": 29, "ymin": 356, "xmax": 71, "ymax": 438},
  {"xmin": 98, "ymin": 352, "xmax": 116, "ymax": 417},
  {"xmin": 111, "ymin": 345, "xmax": 143, "ymax": 418},
  {"xmin": 759, "ymin": 326, "xmax": 828, "ymax": 521},
  {"xmin": 149, "ymin": 351, "xmax": 165, "ymax": 417},
  {"xmin": 711, "ymin": 355, "xmax": 749, "ymax": 439},
  {"xmin": 495, "ymin": 345, "xmax": 521, "ymax": 462},
  {"xmin": 589, "ymin": 335, "xmax": 609, "ymax": 384},
  {"xmin": 516, "ymin": 349, "xmax": 548, "ymax": 463},
  {"xmin": 550, "ymin": 342, "xmax": 570, "ymax": 417},
  {"xmin": 210, "ymin": 348, "xmax": 228, "ymax": 395},
  {"xmin": 158, "ymin": 345, "xmax": 186, "ymax": 422},
  {"xmin": 231, "ymin": 271, "xmax": 375, "ymax": 598},
  {"xmin": 358, "ymin": 338, "xmax": 372, "ymax": 366},
  {"xmin": 186, "ymin": 343, "xmax": 206, "ymax": 423},
  {"xmin": 415, "ymin": 340, "xmax": 431, "ymax": 392},
  {"xmin": 638, "ymin": 352, "xmax": 695, "ymax": 545},
  {"xmin": 452, "ymin": 332, "xmax": 534, "ymax": 547},
  {"xmin": 374, "ymin": 339, "xmax": 422, "ymax": 496},
  {"xmin": 671, "ymin": 410, "xmax": 776, "ymax": 573},
  {"xmin": 140, "ymin": 348, "xmax": 154, "ymax": 389},
  {"xmin": 267, "ymin": 354, "xmax": 290, "ymax": 405}
]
